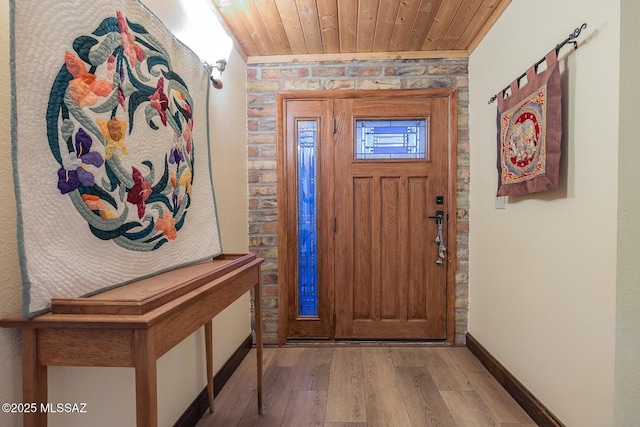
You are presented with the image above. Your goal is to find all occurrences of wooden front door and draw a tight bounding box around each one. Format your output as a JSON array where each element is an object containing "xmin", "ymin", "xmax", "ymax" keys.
[
  {"xmin": 334, "ymin": 96, "xmax": 451, "ymax": 339},
  {"xmin": 278, "ymin": 90, "xmax": 456, "ymax": 343}
]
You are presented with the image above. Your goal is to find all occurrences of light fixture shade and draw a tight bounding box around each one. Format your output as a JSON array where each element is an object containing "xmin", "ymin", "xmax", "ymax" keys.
[{"xmin": 144, "ymin": 0, "xmax": 233, "ymax": 71}]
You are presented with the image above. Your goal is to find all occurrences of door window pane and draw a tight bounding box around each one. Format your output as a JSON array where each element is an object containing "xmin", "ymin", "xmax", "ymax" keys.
[
  {"xmin": 297, "ymin": 120, "xmax": 318, "ymax": 316},
  {"xmin": 355, "ymin": 119, "xmax": 427, "ymax": 159}
]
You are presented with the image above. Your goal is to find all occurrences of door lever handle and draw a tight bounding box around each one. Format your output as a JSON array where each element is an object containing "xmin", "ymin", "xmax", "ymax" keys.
[
  {"xmin": 427, "ymin": 210, "xmax": 444, "ymax": 221},
  {"xmin": 429, "ymin": 211, "xmax": 446, "ymax": 265}
]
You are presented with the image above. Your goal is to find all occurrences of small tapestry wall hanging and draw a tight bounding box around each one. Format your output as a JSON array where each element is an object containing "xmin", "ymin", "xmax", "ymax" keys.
[
  {"xmin": 496, "ymin": 50, "xmax": 562, "ymax": 196},
  {"xmin": 11, "ymin": 0, "xmax": 222, "ymax": 317}
]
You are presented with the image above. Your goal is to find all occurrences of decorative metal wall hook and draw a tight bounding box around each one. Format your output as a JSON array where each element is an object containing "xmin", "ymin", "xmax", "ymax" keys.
[
  {"xmin": 571, "ymin": 23, "xmax": 588, "ymax": 40},
  {"xmin": 555, "ymin": 22, "xmax": 588, "ymax": 54},
  {"xmin": 488, "ymin": 23, "xmax": 588, "ymax": 104}
]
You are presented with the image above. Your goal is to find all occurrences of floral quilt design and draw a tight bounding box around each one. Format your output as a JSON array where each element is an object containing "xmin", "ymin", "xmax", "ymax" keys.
[{"xmin": 47, "ymin": 11, "xmax": 196, "ymax": 251}]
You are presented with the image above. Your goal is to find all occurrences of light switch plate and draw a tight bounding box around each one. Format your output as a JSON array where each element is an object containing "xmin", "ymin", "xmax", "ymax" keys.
[{"xmin": 495, "ymin": 196, "xmax": 507, "ymax": 209}]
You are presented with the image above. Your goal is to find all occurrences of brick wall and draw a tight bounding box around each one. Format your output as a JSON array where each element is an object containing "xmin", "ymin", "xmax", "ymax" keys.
[{"xmin": 247, "ymin": 58, "xmax": 470, "ymax": 344}]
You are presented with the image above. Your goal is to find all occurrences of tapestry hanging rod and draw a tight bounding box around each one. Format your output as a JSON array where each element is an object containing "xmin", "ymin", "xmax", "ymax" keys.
[{"xmin": 488, "ymin": 23, "xmax": 588, "ymax": 104}]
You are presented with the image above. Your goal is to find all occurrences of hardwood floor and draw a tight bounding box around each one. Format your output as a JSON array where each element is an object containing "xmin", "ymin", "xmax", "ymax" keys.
[{"xmin": 196, "ymin": 346, "xmax": 537, "ymax": 427}]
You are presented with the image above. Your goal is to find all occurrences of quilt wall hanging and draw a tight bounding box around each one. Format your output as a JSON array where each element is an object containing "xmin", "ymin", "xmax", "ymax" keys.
[
  {"xmin": 495, "ymin": 49, "xmax": 562, "ymax": 196},
  {"xmin": 11, "ymin": 0, "xmax": 223, "ymax": 317}
]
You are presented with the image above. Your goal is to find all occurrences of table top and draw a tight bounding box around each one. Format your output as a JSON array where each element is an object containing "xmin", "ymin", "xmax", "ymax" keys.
[{"xmin": 0, "ymin": 254, "xmax": 263, "ymax": 330}]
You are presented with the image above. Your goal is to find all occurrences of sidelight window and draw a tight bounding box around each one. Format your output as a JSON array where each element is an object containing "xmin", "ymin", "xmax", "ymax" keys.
[{"xmin": 296, "ymin": 120, "xmax": 318, "ymax": 316}]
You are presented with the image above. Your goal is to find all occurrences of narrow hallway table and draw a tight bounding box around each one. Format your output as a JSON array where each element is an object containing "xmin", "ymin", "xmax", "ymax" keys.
[{"xmin": 0, "ymin": 253, "xmax": 264, "ymax": 427}]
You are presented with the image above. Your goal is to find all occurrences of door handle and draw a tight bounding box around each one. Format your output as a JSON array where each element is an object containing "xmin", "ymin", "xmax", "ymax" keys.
[{"xmin": 428, "ymin": 211, "xmax": 446, "ymax": 265}]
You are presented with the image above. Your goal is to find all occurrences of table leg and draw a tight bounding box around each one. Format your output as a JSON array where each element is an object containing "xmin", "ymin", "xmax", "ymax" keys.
[
  {"xmin": 204, "ymin": 320, "xmax": 214, "ymax": 413},
  {"xmin": 253, "ymin": 282, "xmax": 263, "ymax": 414},
  {"xmin": 134, "ymin": 330, "xmax": 157, "ymax": 427},
  {"xmin": 22, "ymin": 328, "xmax": 47, "ymax": 427}
]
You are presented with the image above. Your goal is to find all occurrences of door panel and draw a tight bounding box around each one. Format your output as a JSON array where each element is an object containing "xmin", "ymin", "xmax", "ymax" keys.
[
  {"xmin": 408, "ymin": 177, "xmax": 429, "ymax": 320},
  {"xmin": 334, "ymin": 96, "xmax": 449, "ymax": 339},
  {"xmin": 353, "ymin": 177, "xmax": 375, "ymax": 320}
]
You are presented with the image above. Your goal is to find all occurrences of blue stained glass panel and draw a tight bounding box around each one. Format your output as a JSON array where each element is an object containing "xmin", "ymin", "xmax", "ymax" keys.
[
  {"xmin": 356, "ymin": 119, "xmax": 427, "ymax": 159},
  {"xmin": 297, "ymin": 120, "xmax": 318, "ymax": 316}
]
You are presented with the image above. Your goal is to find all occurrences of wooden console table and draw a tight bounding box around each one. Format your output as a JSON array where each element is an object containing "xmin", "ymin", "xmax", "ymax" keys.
[{"xmin": 0, "ymin": 253, "xmax": 264, "ymax": 427}]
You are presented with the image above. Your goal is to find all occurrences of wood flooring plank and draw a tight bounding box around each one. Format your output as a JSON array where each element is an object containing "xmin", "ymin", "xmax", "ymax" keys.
[
  {"xmin": 441, "ymin": 390, "xmax": 500, "ymax": 427},
  {"xmin": 272, "ymin": 346, "xmax": 305, "ymax": 367},
  {"xmin": 396, "ymin": 366, "xmax": 457, "ymax": 427},
  {"xmin": 324, "ymin": 423, "xmax": 368, "ymax": 427},
  {"xmin": 262, "ymin": 347, "xmax": 277, "ymax": 368},
  {"xmin": 424, "ymin": 347, "xmax": 474, "ymax": 391},
  {"xmin": 467, "ymin": 372, "xmax": 535, "ymax": 424},
  {"xmin": 293, "ymin": 347, "xmax": 334, "ymax": 391},
  {"xmin": 196, "ymin": 346, "xmax": 542, "ymax": 427},
  {"xmin": 499, "ymin": 424, "xmax": 539, "ymax": 427},
  {"xmin": 500, "ymin": 423, "xmax": 538, "ymax": 427},
  {"xmin": 197, "ymin": 348, "xmax": 268, "ymax": 426},
  {"xmin": 325, "ymin": 348, "xmax": 367, "ymax": 423},
  {"xmin": 281, "ymin": 391, "xmax": 327, "ymax": 427},
  {"xmin": 198, "ymin": 386, "xmax": 253, "ymax": 427},
  {"xmin": 361, "ymin": 347, "xmax": 412, "ymax": 427},
  {"xmin": 388, "ymin": 346, "xmax": 432, "ymax": 367},
  {"xmin": 446, "ymin": 346, "xmax": 487, "ymax": 375},
  {"xmin": 237, "ymin": 366, "xmax": 298, "ymax": 426}
]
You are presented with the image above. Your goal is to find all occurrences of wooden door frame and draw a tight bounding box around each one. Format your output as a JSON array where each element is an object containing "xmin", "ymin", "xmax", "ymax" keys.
[{"xmin": 276, "ymin": 89, "xmax": 458, "ymax": 345}]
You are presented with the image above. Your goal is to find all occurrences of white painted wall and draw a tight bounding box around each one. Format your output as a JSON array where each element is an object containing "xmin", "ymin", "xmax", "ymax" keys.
[
  {"xmin": 469, "ymin": 2, "xmax": 621, "ymax": 426},
  {"xmin": 615, "ymin": 0, "xmax": 640, "ymax": 424},
  {"xmin": 0, "ymin": 1, "xmax": 250, "ymax": 425}
]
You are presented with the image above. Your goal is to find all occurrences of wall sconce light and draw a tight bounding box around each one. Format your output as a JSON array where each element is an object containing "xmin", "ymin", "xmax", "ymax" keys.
[
  {"xmin": 215, "ymin": 59, "xmax": 227, "ymax": 74},
  {"xmin": 144, "ymin": 0, "xmax": 233, "ymax": 90},
  {"xmin": 203, "ymin": 59, "xmax": 227, "ymax": 89},
  {"xmin": 165, "ymin": 0, "xmax": 233, "ymax": 90}
]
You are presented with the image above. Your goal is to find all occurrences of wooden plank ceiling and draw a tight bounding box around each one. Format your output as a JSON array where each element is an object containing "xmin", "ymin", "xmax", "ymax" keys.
[{"xmin": 211, "ymin": 0, "xmax": 511, "ymax": 63}]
